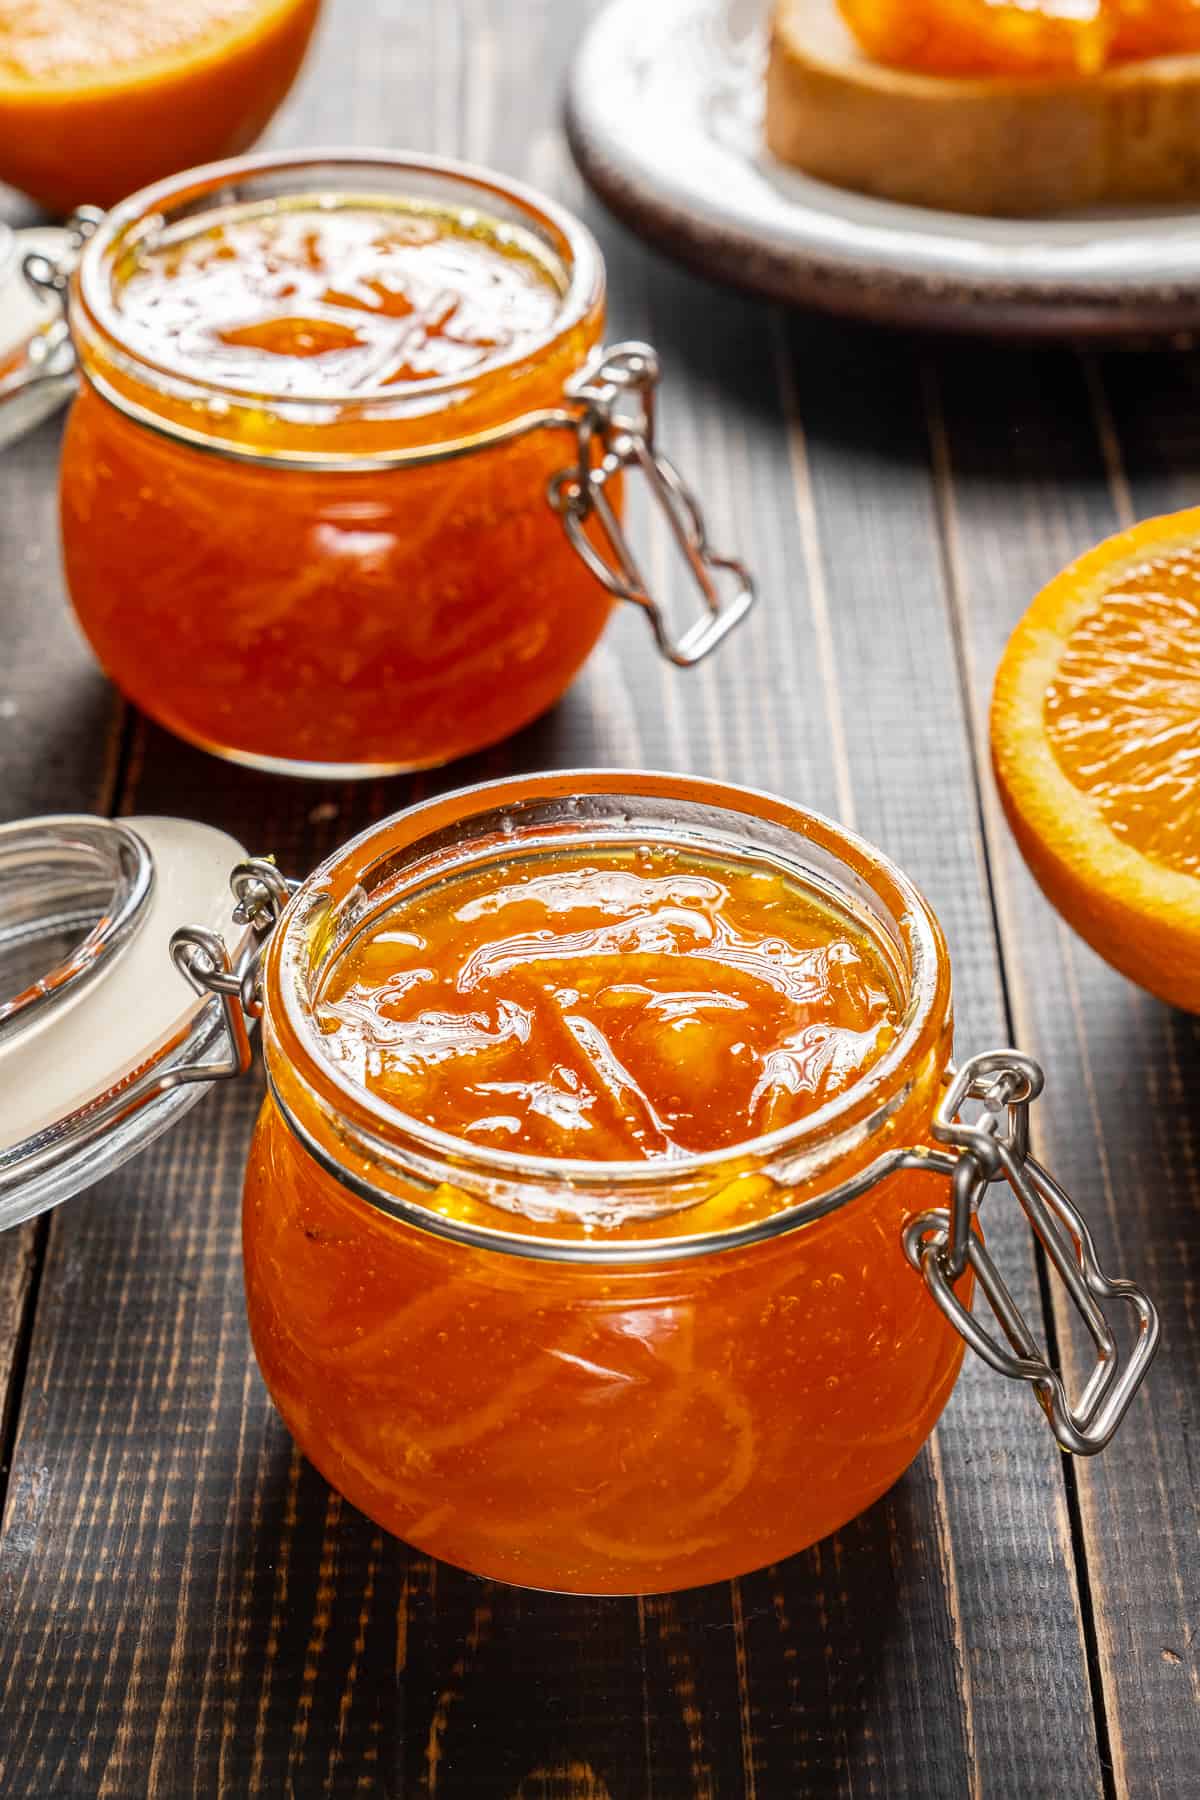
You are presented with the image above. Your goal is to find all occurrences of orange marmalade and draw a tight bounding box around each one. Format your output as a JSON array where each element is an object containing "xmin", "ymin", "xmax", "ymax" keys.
[
  {"xmin": 243, "ymin": 778, "xmax": 966, "ymax": 1593},
  {"xmin": 838, "ymin": 0, "xmax": 1200, "ymax": 76},
  {"xmin": 315, "ymin": 845, "xmax": 899, "ymax": 1157},
  {"xmin": 61, "ymin": 156, "xmax": 611, "ymax": 776},
  {"xmin": 112, "ymin": 206, "xmax": 564, "ymax": 396},
  {"xmin": 0, "ymin": 0, "xmax": 320, "ymax": 213}
]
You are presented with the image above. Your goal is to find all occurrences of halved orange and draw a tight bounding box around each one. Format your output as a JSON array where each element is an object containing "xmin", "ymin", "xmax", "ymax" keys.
[
  {"xmin": 991, "ymin": 507, "xmax": 1200, "ymax": 1012},
  {"xmin": 0, "ymin": 0, "xmax": 321, "ymax": 214}
]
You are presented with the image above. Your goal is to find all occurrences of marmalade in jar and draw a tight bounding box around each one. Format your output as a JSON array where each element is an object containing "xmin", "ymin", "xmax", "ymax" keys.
[
  {"xmin": 314, "ymin": 844, "xmax": 900, "ymax": 1157},
  {"xmin": 61, "ymin": 158, "xmax": 612, "ymax": 776},
  {"xmin": 244, "ymin": 785, "xmax": 966, "ymax": 1595}
]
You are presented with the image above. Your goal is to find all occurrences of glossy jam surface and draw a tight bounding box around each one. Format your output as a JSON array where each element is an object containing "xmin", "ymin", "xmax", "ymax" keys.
[
  {"xmin": 62, "ymin": 188, "xmax": 610, "ymax": 775},
  {"xmin": 244, "ymin": 823, "xmax": 963, "ymax": 1593},
  {"xmin": 0, "ymin": 0, "xmax": 319, "ymax": 212},
  {"xmin": 317, "ymin": 845, "xmax": 901, "ymax": 1159},
  {"xmin": 115, "ymin": 205, "xmax": 565, "ymax": 395},
  {"xmin": 838, "ymin": 0, "xmax": 1200, "ymax": 75}
]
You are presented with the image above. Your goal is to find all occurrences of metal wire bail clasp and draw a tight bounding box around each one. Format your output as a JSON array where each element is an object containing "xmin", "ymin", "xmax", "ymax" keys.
[
  {"xmin": 549, "ymin": 341, "xmax": 756, "ymax": 667},
  {"xmin": 11, "ymin": 205, "xmax": 103, "ymax": 384},
  {"xmin": 902, "ymin": 1051, "xmax": 1160, "ymax": 1455},
  {"xmin": 168, "ymin": 859, "xmax": 293, "ymax": 1086},
  {"xmin": 22, "ymin": 205, "xmax": 104, "ymax": 300},
  {"xmin": 0, "ymin": 207, "xmax": 103, "ymax": 452}
]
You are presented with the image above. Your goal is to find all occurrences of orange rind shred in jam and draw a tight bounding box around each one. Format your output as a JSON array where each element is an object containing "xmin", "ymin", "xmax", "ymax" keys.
[
  {"xmin": 838, "ymin": 0, "xmax": 1200, "ymax": 76},
  {"xmin": 316, "ymin": 845, "xmax": 900, "ymax": 1160}
]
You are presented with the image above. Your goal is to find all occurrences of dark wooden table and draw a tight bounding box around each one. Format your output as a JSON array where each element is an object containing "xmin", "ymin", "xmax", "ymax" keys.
[{"xmin": 1, "ymin": 3, "xmax": 1197, "ymax": 1794}]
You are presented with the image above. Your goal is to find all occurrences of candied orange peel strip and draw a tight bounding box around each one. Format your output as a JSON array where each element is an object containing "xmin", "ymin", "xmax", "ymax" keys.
[{"xmin": 837, "ymin": 0, "xmax": 1200, "ymax": 76}]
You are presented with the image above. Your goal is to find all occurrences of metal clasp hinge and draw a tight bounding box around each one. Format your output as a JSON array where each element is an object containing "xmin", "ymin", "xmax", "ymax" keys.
[
  {"xmin": 0, "ymin": 207, "xmax": 102, "ymax": 454},
  {"xmin": 549, "ymin": 342, "xmax": 756, "ymax": 667},
  {"xmin": 5, "ymin": 206, "xmax": 103, "ymax": 393},
  {"xmin": 21, "ymin": 205, "xmax": 104, "ymax": 300},
  {"xmin": 168, "ymin": 859, "xmax": 294, "ymax": 1085},
  {"xmin": 902, "ymin": 1050, "xmax": 1160, "ymax": 1456}
]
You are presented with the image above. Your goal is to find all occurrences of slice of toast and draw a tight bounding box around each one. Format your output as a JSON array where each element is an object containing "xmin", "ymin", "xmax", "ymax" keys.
[{"xmin": 766, "ymin": 0, "xmax": 1200, "ymax": 215}]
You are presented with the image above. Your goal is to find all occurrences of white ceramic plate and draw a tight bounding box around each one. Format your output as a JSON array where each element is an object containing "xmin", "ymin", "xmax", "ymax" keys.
[{"xmin": 565, "ymin": 0, "xmax": 1200, "ymax": 340}]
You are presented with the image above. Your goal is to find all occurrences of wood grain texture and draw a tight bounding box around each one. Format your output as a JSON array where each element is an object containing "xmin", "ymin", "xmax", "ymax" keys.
[
  {"xmin": 928, "ymin": 338, "xmax": 1200, "ymax": 1799},
  {"xmin": 768, "ymin": 309, "xmax": 1102, "ymax": 1797},
  {"xmin": 0, "ymin": 0, "xmax": 1184, "ymax": 1795}
]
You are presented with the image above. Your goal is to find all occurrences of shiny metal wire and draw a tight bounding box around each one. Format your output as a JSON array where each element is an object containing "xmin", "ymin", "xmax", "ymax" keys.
[
  {"xmin": 0, "ymin": 815, "xmax": 154, "ymax": 1046},
  {"xmin": 903, "ymin": 1052, "xmax": 1160, "ymax": 1454}
]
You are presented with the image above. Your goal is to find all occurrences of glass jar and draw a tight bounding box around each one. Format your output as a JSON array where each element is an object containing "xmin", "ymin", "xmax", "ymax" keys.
[
  {"xmin": 0, "ymin": 776, "xmax": 1158, "ymax": 1597},
  {"xmin": 0, "ymin": 0, "xmax": 322, "ymax": 214},
  {"xmin": 240, "ymin": 770, "xmax": 1156, "ymax": 1594},
  {"xmin": 36, "ymin": 152, "xmax": 752, "ymax": 778}
]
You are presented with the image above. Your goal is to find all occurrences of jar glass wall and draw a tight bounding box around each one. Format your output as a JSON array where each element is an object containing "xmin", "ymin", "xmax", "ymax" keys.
[
  {"xmin": 244, "ymin": 771, "xmax": 964, "ymax": 1595},
  {"xmin": 60, "ymin": 153, "xmax": 611, "ymax": 777}
]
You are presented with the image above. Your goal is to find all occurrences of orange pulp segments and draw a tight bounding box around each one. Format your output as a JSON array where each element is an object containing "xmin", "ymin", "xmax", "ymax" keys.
[{"xmin": 992, "ymin": 506, "xmax": 1200, "ymax": 1011}]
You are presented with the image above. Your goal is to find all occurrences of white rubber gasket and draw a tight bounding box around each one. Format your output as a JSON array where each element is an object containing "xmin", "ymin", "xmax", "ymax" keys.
[{"xmin": 0, "ymin": 815, "xmax": 246, "ymax": 1156}]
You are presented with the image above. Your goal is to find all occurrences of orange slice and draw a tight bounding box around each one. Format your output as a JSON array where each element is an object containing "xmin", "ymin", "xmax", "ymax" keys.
[
  {"xmin": 0, "ymin": 0, "xmax": 321, "ymax": 213},
  {"xmin": 991, "ymin": 509, "xmax": 1200, "ymax": 1012}
]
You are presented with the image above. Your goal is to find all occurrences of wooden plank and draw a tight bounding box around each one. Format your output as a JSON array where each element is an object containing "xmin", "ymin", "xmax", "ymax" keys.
[
  {"xmin": 0, "ymin": 1222, "xmax": 39, "ymax": 1474},
  {"xmin": 401, "ymin": 1578, "xmax": 657, "ymax": 1798},
  {"xmin": 929, "ymin": 336, "xmax": 1200, "ymax": 1799},
  {"xmin": 760, "ymin": 310, "xmax": 1104, "ymax": 1798}
]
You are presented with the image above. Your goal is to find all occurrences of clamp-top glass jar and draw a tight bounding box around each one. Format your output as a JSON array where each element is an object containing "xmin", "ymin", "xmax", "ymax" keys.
[
  {"xmin": 238, "ymin": 772, "xmax": 1156, "ymax": 1594},
  {"xmin": 44, "ymin": 151, "xmax": 752, "ymax": 777},
  {"xmin": 0, "ymin": 775, "xmax": 1159, "ymax": 1596}
]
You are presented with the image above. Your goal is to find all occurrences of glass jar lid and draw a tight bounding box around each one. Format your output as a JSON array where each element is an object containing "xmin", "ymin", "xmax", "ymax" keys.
[{"xmin": 0, "ymin": 814, "xmax": 249, "ymax": 1230}]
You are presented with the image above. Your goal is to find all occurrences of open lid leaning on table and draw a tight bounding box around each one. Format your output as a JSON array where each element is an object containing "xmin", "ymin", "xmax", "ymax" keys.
[{"xmin": 0, "ymin": 814, "xmax": 278, "ymax": 1231}]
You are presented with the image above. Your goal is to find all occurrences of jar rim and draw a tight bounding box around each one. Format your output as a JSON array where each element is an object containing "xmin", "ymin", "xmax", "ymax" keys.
[
  {"xmin": 73, "ymin": 147, "xmax": 606, "ymax": 424},
  {"xmin": 263, "ymin": 771, "xmax": 953, "ymax": 1254}
]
